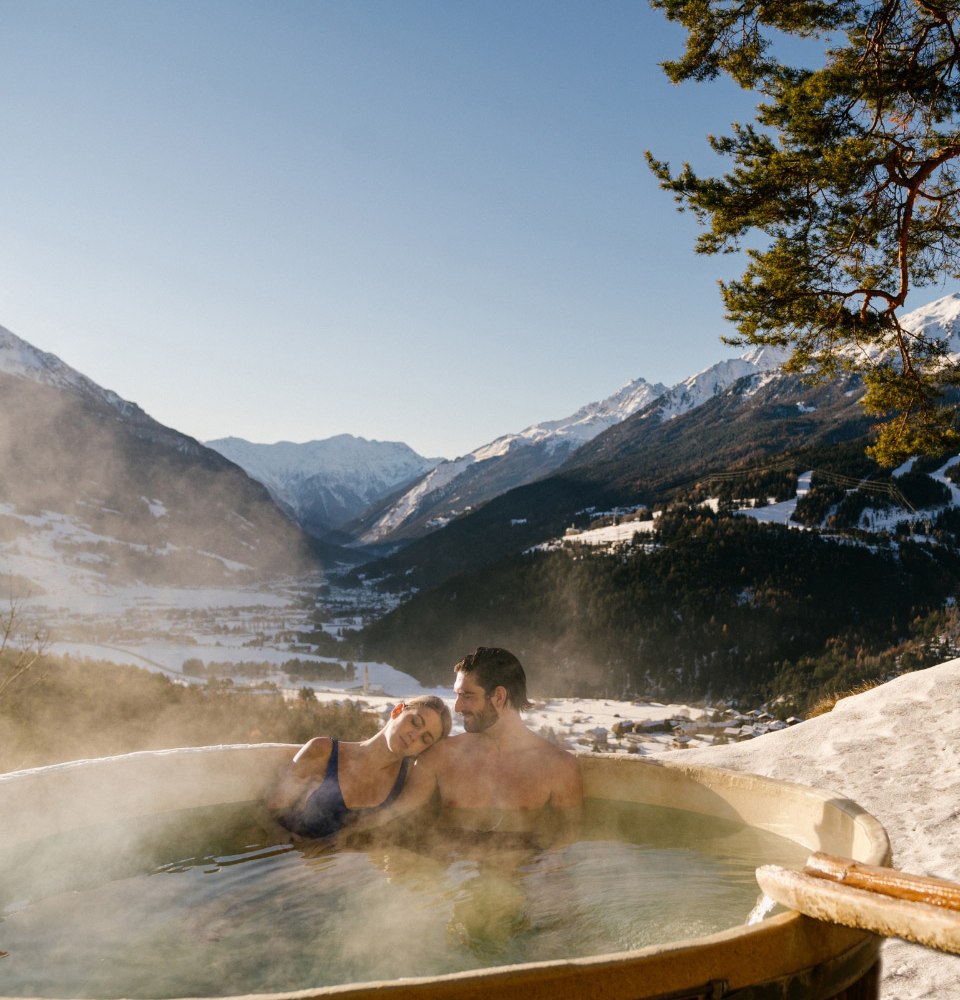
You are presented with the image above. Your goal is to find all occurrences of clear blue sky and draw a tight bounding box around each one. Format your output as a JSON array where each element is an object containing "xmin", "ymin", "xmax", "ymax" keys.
[{"xmin": 2, "ymin": 1, "xmax": 946, "ymax": 459}]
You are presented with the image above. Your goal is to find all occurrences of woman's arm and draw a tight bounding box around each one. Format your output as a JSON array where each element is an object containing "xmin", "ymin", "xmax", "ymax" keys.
[{"xmin": 264, "ymin": 736, "xmax": 332, "ymax": 811}]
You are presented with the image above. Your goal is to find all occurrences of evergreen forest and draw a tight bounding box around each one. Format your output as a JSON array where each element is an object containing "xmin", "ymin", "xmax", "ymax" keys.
[{"xmin": 354, "ymin": 510, "xmax": 960, "ymax": 712}]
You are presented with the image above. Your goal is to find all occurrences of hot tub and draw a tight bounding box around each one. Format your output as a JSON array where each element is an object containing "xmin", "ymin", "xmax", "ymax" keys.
[{"xmin": 0, "ymin": 745, "xmax": 890, "ymax": 1000}]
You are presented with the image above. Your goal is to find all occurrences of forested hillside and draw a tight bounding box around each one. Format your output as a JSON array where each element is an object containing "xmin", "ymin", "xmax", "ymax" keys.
[
  {"xmin": 354, "ymin": 510, "xmax": 960, "ymax": 710},
  {"xmin": 352, "ymin": 371, "xmax": 872, "ymax": 594},
  {"xmin": 343, "ymin": 365, "xmax": 960, "ymax": 713}
]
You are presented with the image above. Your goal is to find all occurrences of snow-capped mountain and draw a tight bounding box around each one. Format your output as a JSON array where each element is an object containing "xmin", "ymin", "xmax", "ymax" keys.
[
  {"xmin": 900, "ymin": 290, "xmax": 960, "ymax": 349},
  {"xmin": 642, "ymin": 293, "xmax": 960, "ymax": 427},
  {"xmin": 352, "ymin": 348, "xmax": 794, "ymax": 546},
  {"xmin": 5, "ymin": 290, "xmax": 957, "ymax": 596},
  {"xmin": 0, "ymin": 324, "xmax": 130, "ymax": 408},
  {"xmin": 351, "ymin": 376, "xmax": 668, "ymax": 545},
  {"xmin": 356, "ymin": 361, "xmax": 880, "ymax": 596},
  {"xmin": 354, "ymin": 294, "xmax": 960, "ymax": 550},
  {"xmin": 650, "ymin": 346, "xmax": 789, "ymax": 423},
  {"xmin": 0, "ymin": 324, "xmax": 317, "ymax": 590},
  {"xmin": 0, "ymin": 323, "xmax": 179, "ymax": 436},
  {"xmin": 205, "ymin": 435, "xmax": 441, "ymax": 538},
  {"xmin": 473, "ymin": 377, "xmax": 669, "ymax": 460}
]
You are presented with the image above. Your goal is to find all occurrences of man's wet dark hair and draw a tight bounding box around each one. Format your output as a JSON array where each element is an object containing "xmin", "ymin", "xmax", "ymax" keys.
[{"xmin": 454, "ymin": 646, "xmax": 532, "ymax": 711}]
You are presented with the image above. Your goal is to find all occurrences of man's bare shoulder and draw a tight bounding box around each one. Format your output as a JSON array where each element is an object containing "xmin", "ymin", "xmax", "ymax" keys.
[
  {"xmin": 528, "ymin": 733, "xmax": 582, "ymax": 806},
  {"xmin": 410, "ymin": 733, "xmax": 468, "ymax": 771},
  {"xmin": 431, "ymin": 732, "xmax": 484, "ymax": 760}
]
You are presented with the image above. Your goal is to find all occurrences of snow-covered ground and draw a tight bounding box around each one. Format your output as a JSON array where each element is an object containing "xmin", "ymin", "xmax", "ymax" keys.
[
  {"xmin": 545, "ymin": 517, "xmax": 658, "ymax": 548},
  {"xmin": 680, "ymin": 658, "xmax": 960, "ymax": 999},
  {"xmin": 550, "ymin": 458, "xmax": 960, "ymax": 551},
  {"xmin": 0, "ymin": 500, "xmax": 296, "ymax": 615},
  {"xmin": 0, "ymin": 500, "xmax": 400, "ymax": 683}
]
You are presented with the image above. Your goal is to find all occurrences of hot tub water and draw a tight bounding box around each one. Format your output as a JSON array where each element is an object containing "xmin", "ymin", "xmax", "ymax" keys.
[{"xmin": 0, "ymin": 800, "xmax": 807, "ymax": 999}]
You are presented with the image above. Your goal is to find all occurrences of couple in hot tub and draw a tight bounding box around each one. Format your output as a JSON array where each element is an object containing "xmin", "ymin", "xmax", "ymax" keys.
[{"xmin": 267, "ymin": 646, "xmax": 582, "ymax": 846}]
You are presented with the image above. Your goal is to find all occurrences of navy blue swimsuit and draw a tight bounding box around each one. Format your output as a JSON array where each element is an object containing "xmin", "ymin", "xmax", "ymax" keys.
[{"xmin": 279, "ymin": 739, "xmax": 410, "ymax": 839}]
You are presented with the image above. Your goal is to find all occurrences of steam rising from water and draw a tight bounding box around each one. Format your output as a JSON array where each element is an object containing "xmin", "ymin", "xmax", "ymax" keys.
[
  {"xmin": 0, "ymin": 341, "xmax": 802, "ymax": 995},
  {"xmin": 0, "ymin": 801, "xmax": 808, "ymax": 997},
  {"xmin": 0, "ymin": 358, "xmax": 334, "ymax": 753}
]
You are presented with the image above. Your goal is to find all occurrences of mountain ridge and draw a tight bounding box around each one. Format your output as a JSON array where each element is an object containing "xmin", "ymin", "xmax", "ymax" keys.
[
  {"xmin": 349, "ymin": 294, "xmax": 960, "ymax": 555},
  {"xmin": 0, "ymin": 324, "xmax": 323, "ymax": 588},
  {"xmin": 344, "ymin": 367, "xmax": 875, "ymax": 595},
  {"xmin": 348, "ymin": 347, "xmax": 797, "ymax": 546},
  {"xmin": 205, "ymin": 434, "xmax": 441, "ymax": 539},
  {"xmin": 4, "ymin": 292, "xmax": 959, "ymax": 595}
]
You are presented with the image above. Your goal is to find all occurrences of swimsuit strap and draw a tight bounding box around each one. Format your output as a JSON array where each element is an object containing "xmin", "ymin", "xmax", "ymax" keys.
[
  {"xmin": 324, "ymin": 738, "xmax": 407, "ymax": 812},
  {"xmin": 278, "ymin": 738, "xmax": 347, "ymax": 838},
  {"xmin": 330, "ymin": 739, "xmax": 407, "ymax": 810},
  {"xmin": 325, "ymin": 737, "xmax": 340, "ymax": 778}
]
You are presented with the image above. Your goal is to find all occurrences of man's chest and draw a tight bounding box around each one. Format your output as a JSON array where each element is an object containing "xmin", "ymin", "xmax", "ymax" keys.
[{"xmin": 439, "ymin": 751, "xmax": 552, "ymax": 809}]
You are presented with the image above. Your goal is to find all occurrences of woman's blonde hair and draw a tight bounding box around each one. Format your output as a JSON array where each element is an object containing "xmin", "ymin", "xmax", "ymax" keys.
[{"xmin": 402, "ymin": 694, "xmax": 453, "ymax": 739}]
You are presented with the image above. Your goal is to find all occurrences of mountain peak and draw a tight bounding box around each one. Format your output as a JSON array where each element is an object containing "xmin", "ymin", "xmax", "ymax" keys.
[
  {"xmin": 469, "ymin": 375, "xmax": 669, "ymax": 463},
  {"xmin": 0, "ymin": 323, "xmax": 140, "ymax": 419},
  {"xmin": 901, "ymin": 292, "xmax": 960, "ymax": 348},
  {"xmin": 739, "ymin": 344, "xmax": 791, "ymax": 369},
  {"xmin": 205, "ymin": 435, "xmax": 441, "ymax": 537},
  {"xmin": 0, "ymin": 324, "xmax": 69, "ymax": 381}
]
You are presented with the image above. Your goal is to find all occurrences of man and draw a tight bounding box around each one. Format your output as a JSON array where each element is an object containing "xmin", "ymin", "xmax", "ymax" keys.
[{"xmin": 357, "ymin": 647, "xmax": 582, "ymax": 842}]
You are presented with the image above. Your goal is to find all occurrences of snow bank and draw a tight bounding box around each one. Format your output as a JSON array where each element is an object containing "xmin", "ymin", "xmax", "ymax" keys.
[{"xmin": 675, "ymin": 659, "xmax": 960, "ymax": 999}]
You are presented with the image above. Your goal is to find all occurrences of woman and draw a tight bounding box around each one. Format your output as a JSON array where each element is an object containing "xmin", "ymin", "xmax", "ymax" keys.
[{"xmin": 268, "ymin": 695, "xmax": 452, "ymax": 839}]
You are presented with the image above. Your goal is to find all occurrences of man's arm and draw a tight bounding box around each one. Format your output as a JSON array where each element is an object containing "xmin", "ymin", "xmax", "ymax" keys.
[{"xmin": 548, "ymin": 750, "xmax": 584, "ymax": 841}]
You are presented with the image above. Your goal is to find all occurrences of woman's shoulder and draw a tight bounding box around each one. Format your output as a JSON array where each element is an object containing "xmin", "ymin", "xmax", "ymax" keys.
[{"xmin": 292, "ymin": 735, "xmax": 335, "ymax": 768}]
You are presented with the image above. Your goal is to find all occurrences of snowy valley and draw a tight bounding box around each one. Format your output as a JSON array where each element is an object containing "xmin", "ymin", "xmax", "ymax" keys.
[{"xmin": 3, "ymin": 295, "xmax": 960, "ymax": 726}]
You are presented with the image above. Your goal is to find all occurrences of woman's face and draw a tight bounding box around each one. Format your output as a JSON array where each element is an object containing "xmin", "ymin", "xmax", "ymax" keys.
[{"xmin": 386, "ymin": 705, "xmax": 445, "ymax": 756}]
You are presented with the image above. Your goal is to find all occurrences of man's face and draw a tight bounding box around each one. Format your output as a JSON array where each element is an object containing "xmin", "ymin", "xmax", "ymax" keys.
[{"xmin": 454, "ymin": 670, "xmax": 500, "ymax": 733}]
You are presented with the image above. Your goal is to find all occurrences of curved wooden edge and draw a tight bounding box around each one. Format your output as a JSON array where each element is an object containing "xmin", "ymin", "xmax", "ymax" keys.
[
  {"xmin": 757, "ymin": 864, "xmax": 960, "ymax": 955},
  {"xmin": 804, "ymin": 852, "xmax": 960, "ymax": 910}
]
